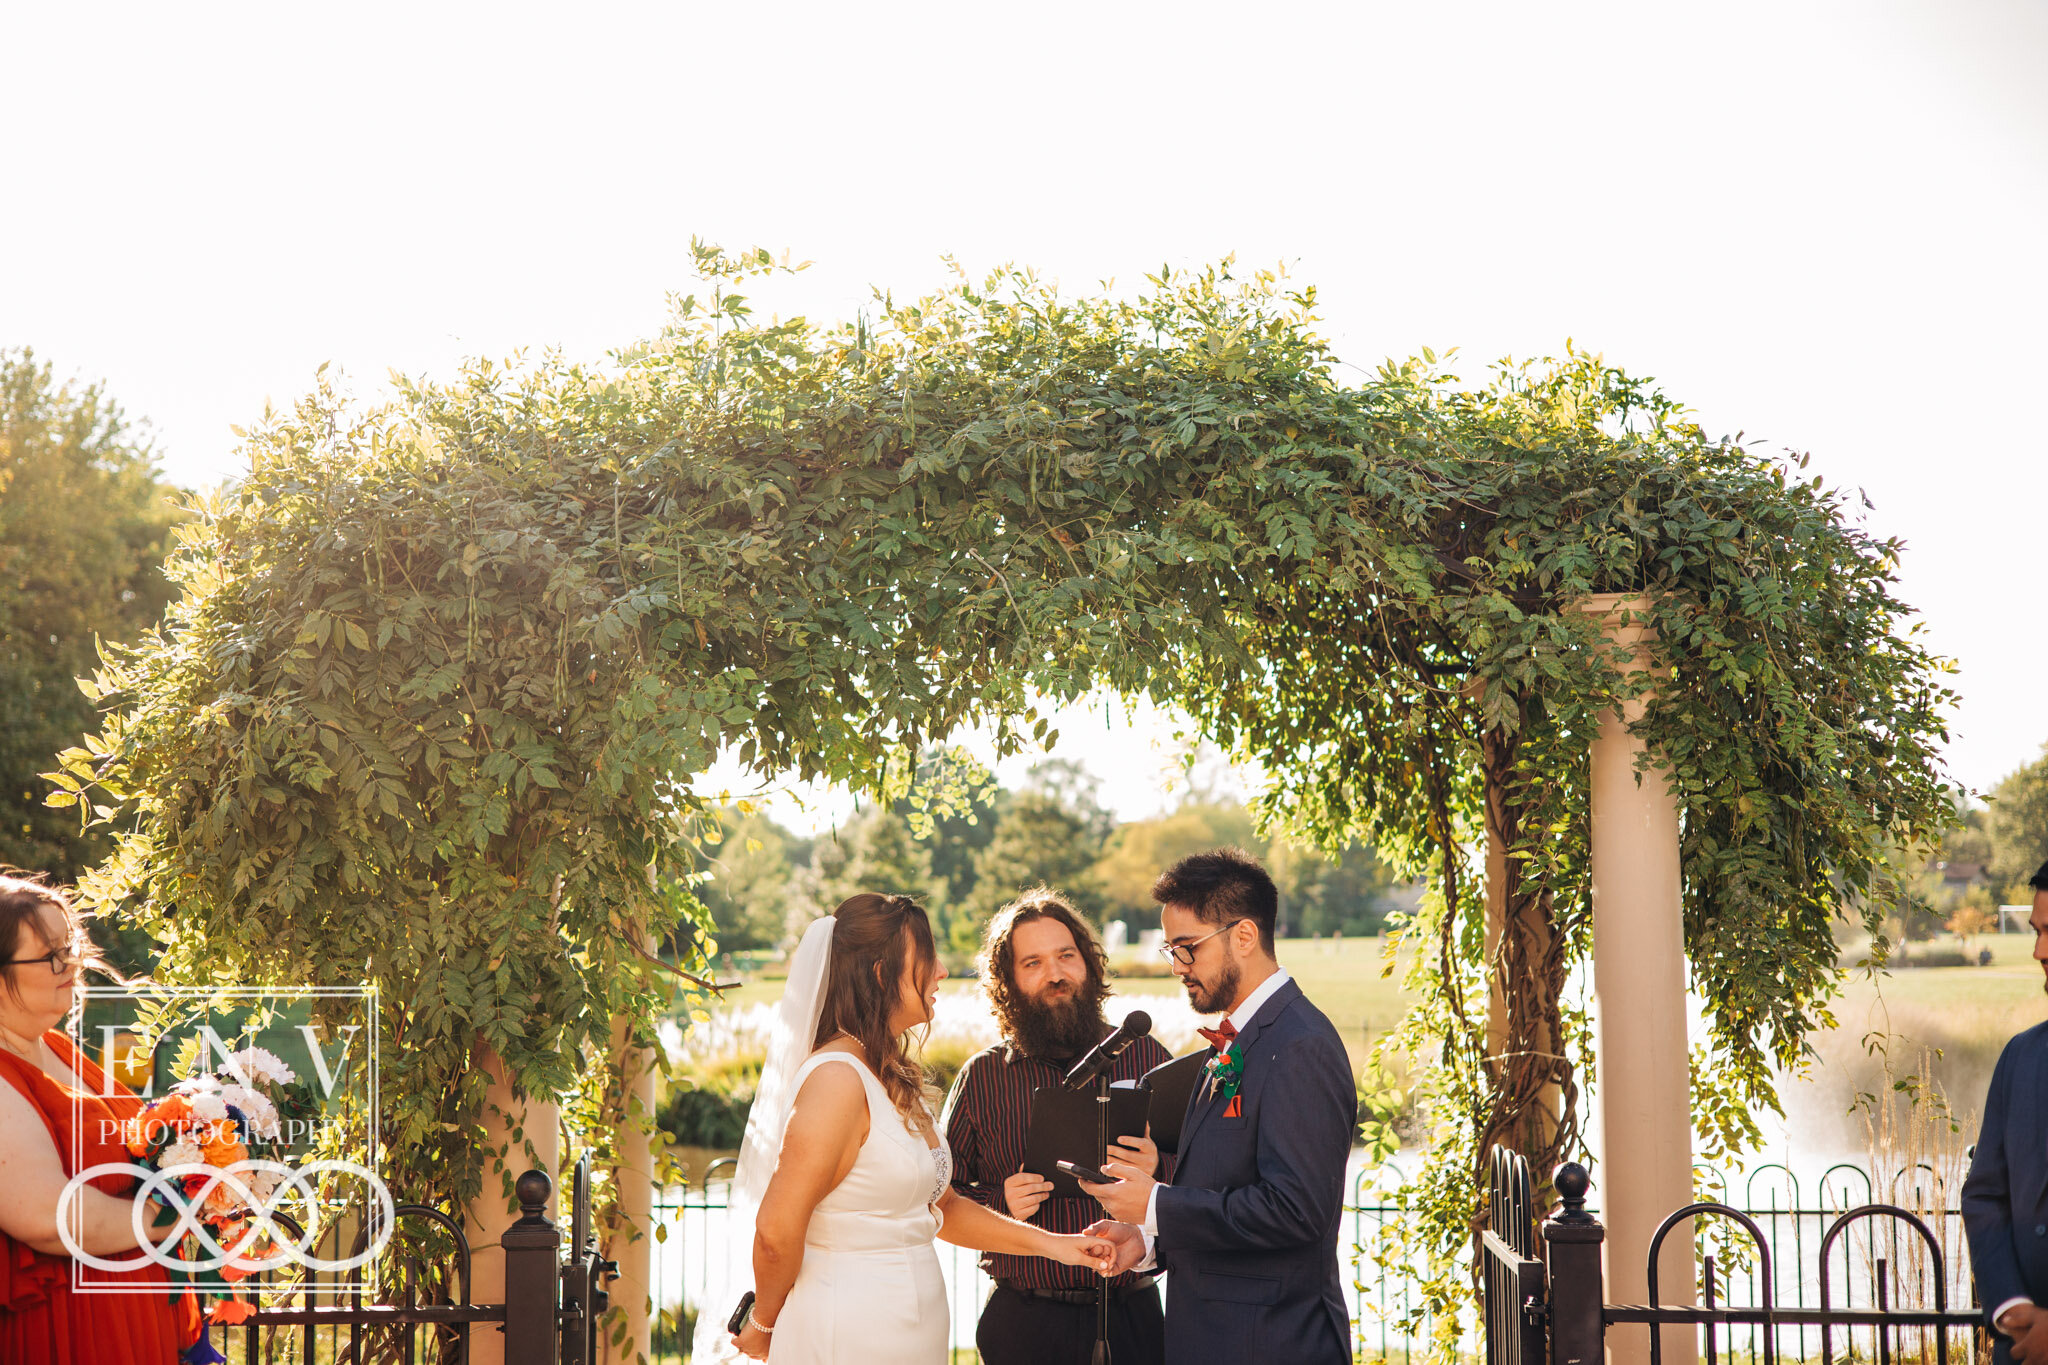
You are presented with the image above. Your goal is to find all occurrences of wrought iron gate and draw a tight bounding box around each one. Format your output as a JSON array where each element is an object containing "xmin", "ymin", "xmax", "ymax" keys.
[{"xmin": 1480, "ymin": 1149, "xmax": 1989, "ymax": 1365}]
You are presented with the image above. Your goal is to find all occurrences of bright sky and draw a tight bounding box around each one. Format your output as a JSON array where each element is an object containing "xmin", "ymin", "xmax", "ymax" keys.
[{"xmin": 6, "ymin": 2, "xmax": 2043, "ymax": 828}]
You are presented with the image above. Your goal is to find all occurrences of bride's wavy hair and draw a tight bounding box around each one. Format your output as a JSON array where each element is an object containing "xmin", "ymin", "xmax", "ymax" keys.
[{"xmin": 812, "ymin": 892, "xmax": 939, "ymax": 1122}]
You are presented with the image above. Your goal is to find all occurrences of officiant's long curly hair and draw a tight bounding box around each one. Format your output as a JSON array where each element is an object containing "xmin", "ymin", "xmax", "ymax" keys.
[
  {"xmin": 813, "ymin": 892, "xmax": 940, "ymax": 1121},
  {"xmin": 977, "ymin": 887, "xmax": 1111, "ymax": 1044}
]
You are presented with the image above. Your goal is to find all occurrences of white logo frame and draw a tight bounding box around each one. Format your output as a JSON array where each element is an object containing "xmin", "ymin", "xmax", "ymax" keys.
[{"xmin": 67, "ymin": 984, "xmax": 383, "ymax": 1295}]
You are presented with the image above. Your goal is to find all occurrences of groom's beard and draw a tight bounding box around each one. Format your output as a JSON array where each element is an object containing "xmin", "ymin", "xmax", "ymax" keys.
[
  {"xmin": 1186, "ymin": 955, "xmax": 1241, "ymax": 1017},
  {"xmin": 1005, "ymin": 978, "xmax": 1109, "ymax": 1063}
]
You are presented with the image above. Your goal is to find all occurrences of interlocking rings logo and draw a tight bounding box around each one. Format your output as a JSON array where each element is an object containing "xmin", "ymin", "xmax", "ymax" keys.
[{"xmin": 58, "ymin": 1159, "xmax": 394, "ymax": 1275}]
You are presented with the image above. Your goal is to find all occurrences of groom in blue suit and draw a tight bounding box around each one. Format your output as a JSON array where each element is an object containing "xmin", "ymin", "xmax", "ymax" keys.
[
  {"xmin": 1964, "ymin": 860, "xmax": 2048, "ymax": 1365},
  {"xmin": 1081, "ymin": 848, "xmax": 1354, "ymax": 1365}
]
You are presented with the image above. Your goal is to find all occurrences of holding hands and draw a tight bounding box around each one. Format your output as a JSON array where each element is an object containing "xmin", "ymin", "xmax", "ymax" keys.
[
  {"xmin": 1083, "ymin": 1218, "xmax": 1149, "ymax": 1275},
  {"xmin": 2007, "ymin": 1304, "xmax": 2048, "ymax": 1364},
  {"xmin": 1046, "ymin": 1229, "xmax": 1121, "ymax": 1275}
]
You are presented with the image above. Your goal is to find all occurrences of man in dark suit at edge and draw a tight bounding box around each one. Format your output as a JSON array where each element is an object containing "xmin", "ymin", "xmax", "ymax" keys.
[
  {"xmin": 1964, "ymin": 859, "xmax": 2048, "ymax": 1365},
  {"xmin": 1080, "ymin": 848, "xmax": 1355, "ymax": 1365}
]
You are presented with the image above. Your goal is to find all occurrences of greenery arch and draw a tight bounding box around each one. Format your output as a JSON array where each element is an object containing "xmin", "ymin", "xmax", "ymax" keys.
[{"xmin": 54, "ymin": 246, "xmax": 1956, "ymax": 1335}]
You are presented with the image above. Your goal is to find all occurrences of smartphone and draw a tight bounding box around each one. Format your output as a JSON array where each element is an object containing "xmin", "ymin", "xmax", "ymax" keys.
[
  {"xmin": 1057, "ymin": 1159, "xmax": 1115, "ymax": 1185},
  {"xmin": 726, "ymin": 1290, "xmax": 756, "ymax": 1336}
]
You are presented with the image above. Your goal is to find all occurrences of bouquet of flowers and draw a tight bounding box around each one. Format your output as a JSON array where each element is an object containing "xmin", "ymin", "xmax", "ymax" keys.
[{"xmin": 118, "ymin": 1046, "xmax": 320, "ymax": 1338}]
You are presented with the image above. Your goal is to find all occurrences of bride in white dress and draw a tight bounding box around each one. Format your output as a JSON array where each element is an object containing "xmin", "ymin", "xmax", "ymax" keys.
[{"xmin": 700, "ymin": 893, "xmax": 1115, "ymax": 1364}]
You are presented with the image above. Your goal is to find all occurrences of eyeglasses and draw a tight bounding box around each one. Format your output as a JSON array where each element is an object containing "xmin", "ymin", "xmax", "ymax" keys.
[
  {"xmin": 4, "ymin": 947, "xmax": 79, "ymax": 976},
  {"xmin": 1158, "ymin": 920, "xmax": 1247, "ymax": 967}
]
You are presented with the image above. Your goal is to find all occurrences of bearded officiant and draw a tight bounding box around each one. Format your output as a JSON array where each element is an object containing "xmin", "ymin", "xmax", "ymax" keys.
[{"xmin": 941, "ymin": 890, "xmax": 1172, "ymax": 1365}]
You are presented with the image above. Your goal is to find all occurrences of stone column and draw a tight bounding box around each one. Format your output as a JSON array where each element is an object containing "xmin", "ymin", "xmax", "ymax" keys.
[
  {"xmin": 464, "ymin": 1043, "xmax": 561, "ymax": 1365},
  {"xmin": 607, "ymin": 1015, "xmax": 658, "ymax": 1364},
  {"xmin": 1582, "ymin": 593, "xmax": 1694, "ymax": 1365}
]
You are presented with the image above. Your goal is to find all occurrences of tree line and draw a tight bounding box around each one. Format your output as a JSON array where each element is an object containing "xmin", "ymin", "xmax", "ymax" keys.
[{"xmin": 683, "ymin": 756, "xmax": 1404, "ymax": 961}]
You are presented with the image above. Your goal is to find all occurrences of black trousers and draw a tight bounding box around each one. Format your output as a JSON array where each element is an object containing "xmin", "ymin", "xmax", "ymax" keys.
[{"xmin": 975, "ymin": 1281, "xmax": 1165, "ymax": 1365}]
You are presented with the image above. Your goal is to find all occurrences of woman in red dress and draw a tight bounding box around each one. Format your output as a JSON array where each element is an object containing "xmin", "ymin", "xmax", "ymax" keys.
[{"xmin": 0, "ymin": 873, "xmax": 201, "ymax": 1363}]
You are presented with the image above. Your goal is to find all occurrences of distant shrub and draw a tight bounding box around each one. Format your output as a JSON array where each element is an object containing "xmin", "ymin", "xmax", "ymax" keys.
[
  {"xmin": 656, "ymin": 992, "xmax": 1216, "ymax": 1150},
  {"xmin": 1895, "ymin": 949, "xmax": 1973, "ymax": 969},
  {"xmin": 658, "ymin": 1083, "xmax": 750, "ymax": 1148}
]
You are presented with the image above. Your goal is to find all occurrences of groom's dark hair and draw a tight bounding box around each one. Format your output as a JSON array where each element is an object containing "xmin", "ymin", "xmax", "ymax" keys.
[
  {"xmin": 2031, "ymin": 859, "xmax": 2048, "ymax": 893},
  {"xmin": 1151, "ymin": 847, "xmax": 1279, "ymax": 955}
]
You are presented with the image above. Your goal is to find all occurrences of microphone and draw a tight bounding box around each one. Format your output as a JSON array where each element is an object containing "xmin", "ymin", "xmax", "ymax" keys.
[{"xmin": 1061, "ymin": 1011, "xmax": 1153, "ymax": 1091}]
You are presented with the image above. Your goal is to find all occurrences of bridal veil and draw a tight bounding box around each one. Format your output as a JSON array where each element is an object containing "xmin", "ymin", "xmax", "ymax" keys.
[{"xmin": 690, "ymin": 913, "xmax": 836, "ymax": 1364}]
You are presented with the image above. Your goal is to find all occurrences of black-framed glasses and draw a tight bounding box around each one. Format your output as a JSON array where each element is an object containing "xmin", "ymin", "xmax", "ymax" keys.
[
  {"xmin": 4, "ymin": 947, "xmax": 79, "ymax": 976},
  {"xmin": 1158, "ymin": 920, "xmax": 1247, "ymax": 967}
]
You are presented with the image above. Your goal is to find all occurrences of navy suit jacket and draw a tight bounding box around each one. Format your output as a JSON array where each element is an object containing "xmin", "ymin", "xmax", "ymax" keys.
[
  {"xmin": 1963, "ymin": 1020, "xmax": 2048, "ymax": 1365},
  {"xmin": 1154, "ymin": 977, "xmax": 1354, "ymax": 1365}
]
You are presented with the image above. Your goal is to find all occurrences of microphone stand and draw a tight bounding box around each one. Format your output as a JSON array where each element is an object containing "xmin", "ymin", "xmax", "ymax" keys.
[{"xmin": 1093, "ymin": 1068, "xmax": 1112, "ymax": 1365}]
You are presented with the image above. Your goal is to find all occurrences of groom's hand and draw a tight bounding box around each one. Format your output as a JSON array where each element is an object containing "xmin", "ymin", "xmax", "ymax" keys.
[
  {"xmin": 1083, "ymin": 1219, "xmax": 1148, "ymax": 1274},
  {"xmin": 1077, "ymin": 1158, "xmax": 1154, "ymax": 1224}
]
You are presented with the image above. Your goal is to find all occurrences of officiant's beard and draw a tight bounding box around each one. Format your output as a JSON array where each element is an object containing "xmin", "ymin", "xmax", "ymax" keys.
[{"xmin": 1006, "ymin": 978, "xmax": 1110, "ymax": 1063}]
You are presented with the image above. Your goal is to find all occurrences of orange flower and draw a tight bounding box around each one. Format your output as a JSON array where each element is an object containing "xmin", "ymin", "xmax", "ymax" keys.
[
  {"xmin": 149, "ymin": 1095, "xmax": 193, "ymax": 1125},
  {"xmin": 122, "ymin": 1118, "xmax": 153, "ymax": 1158},
  {"xmin": 209, "ymin": 1296, "xmax": 253, "ymax": 1324},
  {"xmin": 201, "ymin": 1134, "xmax": 247, "ymax": 1168}
]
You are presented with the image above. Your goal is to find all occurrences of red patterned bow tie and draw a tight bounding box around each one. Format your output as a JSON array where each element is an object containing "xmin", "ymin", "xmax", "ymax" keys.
[{"xmin": 1197, "ymin": 1020, "xmax": 1237, "ymax": 1052}]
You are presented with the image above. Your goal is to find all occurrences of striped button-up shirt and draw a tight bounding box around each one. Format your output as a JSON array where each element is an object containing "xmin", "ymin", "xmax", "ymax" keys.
[{"xmin": 941, "ymin": 1033, "xmax": 1175, "ymax": 1291}]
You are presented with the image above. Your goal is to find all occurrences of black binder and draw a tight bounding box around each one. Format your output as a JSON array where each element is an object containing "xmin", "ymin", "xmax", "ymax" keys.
[
  {"xmin": 1139, "ymin": 1050, "xmax": 1210, "ymax": 1156},
  {"xmin": 1024, "ymin": 1083, "xmax": 1153, "ymax": 1199}
]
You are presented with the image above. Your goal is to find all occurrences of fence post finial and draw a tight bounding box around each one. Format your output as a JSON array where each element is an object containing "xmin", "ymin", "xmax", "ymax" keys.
[
  {"xmin": 1544, "ymin": 1163, "xmax": 1605, "ymax": 1365},
  {"xmin": 501, "ymin": 1169, "xmax": 562, "ymax": 1365}
]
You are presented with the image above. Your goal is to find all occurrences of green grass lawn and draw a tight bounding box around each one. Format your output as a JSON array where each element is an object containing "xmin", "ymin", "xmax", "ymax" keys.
[
  {"xmin": 695, "ymin": 935, "xmax": 1415, "ymax": 1079},
  {"xmin": 706, "ymin": 936, "xmax": 1408, "ymax": 1009},
  {"xmin": 1110, "ymin": 935, "xmax": 1413, "ymax": 1072}
]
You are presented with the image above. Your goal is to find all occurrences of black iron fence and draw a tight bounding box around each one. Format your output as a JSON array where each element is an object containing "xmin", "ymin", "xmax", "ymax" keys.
[
  {"xmin": 649, "ymin": 1156, "xmax": 1974, "ymax": 1363},
  {"xmin": 648, "ymin": 1157, "xmax": 1439, "ymax": 1363},
  {"xmin": 1483, "ymin": 1150, "xmax": 1989, "ymax": 1365},
  {"xmin": 212, "ymin": 1156, "xmax": 615, "ymax": 1365}
]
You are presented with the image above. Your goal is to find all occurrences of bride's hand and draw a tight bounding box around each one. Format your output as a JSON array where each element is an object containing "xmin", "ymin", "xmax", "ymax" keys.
[
  {"xmin": 1046, "ymin": 1230, "xmax": 1119, "ymax": 1276},
  {"xmin": 732, "ymin": 1318, "xmax": 772, "ymax": 1360}
]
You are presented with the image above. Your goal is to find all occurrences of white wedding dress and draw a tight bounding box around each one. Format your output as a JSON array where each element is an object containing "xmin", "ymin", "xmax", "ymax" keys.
[
  {"xmin": 692, "ymin": 915, "xmax": 954, "ymax": 1365},
  {"xmin": 767, "ymin": 1050, "xmax": 952, "ymax": 1365}
]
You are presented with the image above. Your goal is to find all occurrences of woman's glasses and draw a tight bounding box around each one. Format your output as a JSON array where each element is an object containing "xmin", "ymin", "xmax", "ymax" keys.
[
  {"xmin": 4, "ymin": 945, "xmax": 80, "ymax": 976},
  {"xmin": 1157, "ymin": 919, "xmax": 1247, "ymax": 967}
]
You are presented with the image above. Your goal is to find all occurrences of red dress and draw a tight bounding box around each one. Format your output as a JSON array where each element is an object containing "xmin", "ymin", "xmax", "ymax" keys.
[{"xmin": 0, "ymin": 1030, "xmax": 201, "ymax": 1363}]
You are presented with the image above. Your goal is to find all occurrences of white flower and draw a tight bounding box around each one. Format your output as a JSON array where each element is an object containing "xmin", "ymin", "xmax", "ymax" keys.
[
  {"xmin": 248, "ymin": 1169, "xmax": 282, "ymax": 1204},
  {"xmin": 161, "ymin": 1140, "xmax": 204, "ymax": 1168},
  {"xmin": 220, "ymin": 1084, "xmax": 281, "ymax": 1140},
  {"xmin": 227, "ymin": 1047, "xmax": 295, "ymax": 1087},
  {"xmin": 203, "ymin": 1179, "xmax": 243, "ymax": 1215},
  {"xmin": 187, "ymin": 1092, "xmax": 229, "ymax": 1123}
]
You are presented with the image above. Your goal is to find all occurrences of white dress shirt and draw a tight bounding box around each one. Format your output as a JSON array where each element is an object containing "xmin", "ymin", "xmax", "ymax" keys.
[{"xmin": 1134, "ymin": 967, "xmax": 1293, "ymax": 1266}]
